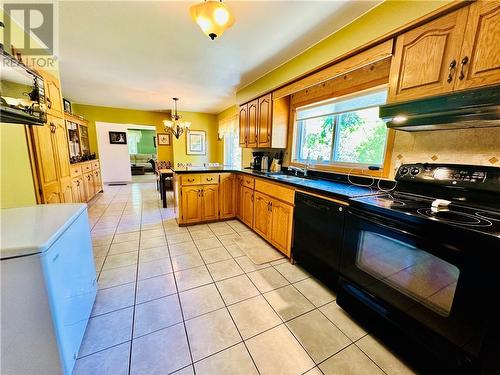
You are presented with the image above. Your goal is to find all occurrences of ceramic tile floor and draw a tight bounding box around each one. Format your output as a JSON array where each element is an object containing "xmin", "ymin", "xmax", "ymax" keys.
[{"xmin": 74, "ymin": 177, "xmax": 417, "ymax": 375}]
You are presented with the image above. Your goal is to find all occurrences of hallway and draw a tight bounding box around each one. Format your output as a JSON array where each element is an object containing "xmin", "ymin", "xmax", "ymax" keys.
[{"xmin": 76, "ymin": 180, "xmax": 415, "ymax": 375}]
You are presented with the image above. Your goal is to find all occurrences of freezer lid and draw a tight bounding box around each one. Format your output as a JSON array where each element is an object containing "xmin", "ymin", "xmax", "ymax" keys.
[{"xmin": 0, "ymin": 204, "xmax": 87, "ymax": 260}]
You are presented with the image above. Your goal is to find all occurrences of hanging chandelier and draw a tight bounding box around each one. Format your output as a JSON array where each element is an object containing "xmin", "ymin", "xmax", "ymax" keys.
[
  {"xmin": 189, "ymin": 0, "xmax": 235, "ymax": 40},
  {"xmin": 163, "ymin": 98, "xmax": 191, "ymax": 139}
]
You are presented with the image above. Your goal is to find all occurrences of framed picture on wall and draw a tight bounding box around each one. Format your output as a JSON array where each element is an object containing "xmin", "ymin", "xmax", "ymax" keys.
[
  {"xmin": 157, "ymin": 133, "xmax": 171, "ymax": 146},
  {"xmin": 109, "ymin": 131, "xmax": 127, "ymax": 144},
  {"xmin": 186, "ymin": 130, "xmax": 206, "ymax": 155},
  {"xmin": 63, "ymin": 98, "xmax": 72, "ymax": 113}
]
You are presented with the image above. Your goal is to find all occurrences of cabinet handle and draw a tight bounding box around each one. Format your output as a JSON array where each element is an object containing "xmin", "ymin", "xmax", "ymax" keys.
[
  {"xmin": 458, "ymin": 56, "xmax": 469, "ymax": 80},
  {"xmin": 188, "ymin": 178, "xmax": 195, "ymax": 182},
  {"xmin": 95, "ymin": 172, "xmax": 98, "ymax": 176},
  {"xmin": 246, "ymin": 180, "xmax": 251, "ymax": 184},
  {"xmin": 76, "ymin": 180, "xmax": 80, "ymax": 186},
  {"xmin": 49, "ymin": 122, "xmax": 56, "ymax": 133},
  {"xmin": 206, "ymin": 177, "xmax": 213, "ymax": 181},
  {"xmin": 87, "ymin": 175, "xmax": 91, "ymax": 181},
  {"xmin": 447, "ymin": 59, "xmax": 457, "ymax": 83},
  {"xmin": 46, "ymin": 97, "xmax": 52, "ymax": 109},
  {"xmin": 251, "ymin": 194, "xmax": 254, "ymax": 202},
  {"xmin": 339, "ymin": 207, "xmax": 343, "ymax": 212}
]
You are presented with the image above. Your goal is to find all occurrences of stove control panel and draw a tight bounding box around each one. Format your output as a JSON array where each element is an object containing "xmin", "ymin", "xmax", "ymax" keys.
[{"xmin": 396, "ymin": 163, "xmax": 500, "ymax": 192}]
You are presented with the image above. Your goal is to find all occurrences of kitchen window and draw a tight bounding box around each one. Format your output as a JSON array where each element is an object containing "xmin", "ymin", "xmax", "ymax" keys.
[{"xmin": 293, "ymin": 86, "xmax": 389, "ymax": 168}]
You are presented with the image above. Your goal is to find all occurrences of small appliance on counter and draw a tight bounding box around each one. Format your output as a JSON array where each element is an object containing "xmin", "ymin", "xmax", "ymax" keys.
[
  {"xmin": 337, "ymin": 163, "xmax": 500, "ymax": 374},
  {"xmin": 250, "ymin": 151, "xmax": 264, "ymax": 171}
]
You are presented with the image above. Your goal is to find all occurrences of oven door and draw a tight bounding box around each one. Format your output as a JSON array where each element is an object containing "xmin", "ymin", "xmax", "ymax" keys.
[{"xmin": 340, "ymin": 208, "xmax": 489, "ymax": 359}]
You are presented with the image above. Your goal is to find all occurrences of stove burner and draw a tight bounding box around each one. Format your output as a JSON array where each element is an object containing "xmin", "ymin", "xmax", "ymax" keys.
[
  {"xmin": 417, "ymin": 208, "xmax": 492, "ymax": 227},
  {"xmin": 476, "ymin": 211, "xmax": 500, "ymax": 222}
]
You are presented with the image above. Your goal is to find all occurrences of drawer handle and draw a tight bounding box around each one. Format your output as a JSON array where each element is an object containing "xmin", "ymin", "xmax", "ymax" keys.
[
  {"xmin": 46, "ymin": 97, "xmax": 52, "ymax": 109},
  {"xmin": 206, "ymin": 177, "xmax": 213, "ymax": 181},
  {"xmin": 447, "ymin": 59, "xmax": 457, "ymax": 83},
  {"xmin": 188, "ymin": 178, "xmax": 195, "ymax": 182},
  {"xmin": 246, "ymin": 180, "xmax": 251, "ymax": 184},
  {"xmin": 459, "ymin": 56, "xmax": 469, "ymax": 80}
]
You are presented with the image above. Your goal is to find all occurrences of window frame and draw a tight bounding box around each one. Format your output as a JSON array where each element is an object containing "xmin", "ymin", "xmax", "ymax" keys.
[{"xmin": 290, "ymin": 84, "xmax": 395, "ymax": 178}]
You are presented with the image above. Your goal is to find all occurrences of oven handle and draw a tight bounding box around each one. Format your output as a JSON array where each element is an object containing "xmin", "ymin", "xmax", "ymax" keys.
[{"xmin": 348, "ymin": 209, "xmax": 463, "ymax": 255}]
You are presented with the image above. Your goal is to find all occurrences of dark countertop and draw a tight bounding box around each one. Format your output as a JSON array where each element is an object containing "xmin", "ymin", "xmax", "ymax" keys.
[{"xmin": 172, "ymin": 166, "xmax": 380, "ymax": 200}]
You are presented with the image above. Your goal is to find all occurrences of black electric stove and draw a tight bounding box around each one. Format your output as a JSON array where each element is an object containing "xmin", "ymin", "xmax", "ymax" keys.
[
  {"xmin": 349, "ymin": 163, "xmax": 500, "ymax": 238},
  {"xmin": 338, "ymin": 163, "xmax": 500, "ymax": 375}
]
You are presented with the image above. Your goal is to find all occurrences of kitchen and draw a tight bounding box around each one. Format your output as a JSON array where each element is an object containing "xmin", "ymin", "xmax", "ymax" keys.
[{"xmin": 1, "ymin": 1, "xmax": 499, "ymax": 374}]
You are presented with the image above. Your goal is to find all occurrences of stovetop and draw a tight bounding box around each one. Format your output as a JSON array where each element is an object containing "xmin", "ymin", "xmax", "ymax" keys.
[{"xmin": 352, "ymin": 191, "xmax": 500, "ymax": 237}]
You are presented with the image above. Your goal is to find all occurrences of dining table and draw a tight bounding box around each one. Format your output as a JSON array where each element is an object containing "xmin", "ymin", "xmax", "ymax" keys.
[{"xmin": 158, "ymin": 168, "xmax": 174, "ymax": 208}]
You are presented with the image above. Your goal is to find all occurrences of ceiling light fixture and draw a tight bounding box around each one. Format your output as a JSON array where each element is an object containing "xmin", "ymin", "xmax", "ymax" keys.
[
  {"xmin": 163, "ymin": 98, "xmax": 191, "ymax": 139},
  {"xmin": 189, "ymin": 0, "xmax": 235, "ymax": 40}
]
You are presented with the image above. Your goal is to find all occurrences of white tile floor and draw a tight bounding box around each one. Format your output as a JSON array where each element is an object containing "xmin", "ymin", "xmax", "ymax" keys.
[{"xmin": 74, "ymin": 176, "xmax": 417, "ymax": 375}]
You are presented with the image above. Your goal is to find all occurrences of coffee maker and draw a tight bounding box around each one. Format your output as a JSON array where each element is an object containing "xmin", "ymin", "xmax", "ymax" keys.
[{"xmin": 250, "ymin": 151, "xmax": 264, "ymax": 171}]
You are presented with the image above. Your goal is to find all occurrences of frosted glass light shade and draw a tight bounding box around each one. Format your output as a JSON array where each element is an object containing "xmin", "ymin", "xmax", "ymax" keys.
[{"xmin": 190, "ymin": 1, "xmax": 235, "ymax": 40}]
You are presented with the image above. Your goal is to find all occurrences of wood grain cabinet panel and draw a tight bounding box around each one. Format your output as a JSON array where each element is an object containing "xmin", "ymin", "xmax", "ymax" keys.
[
  {"xmin": 201, "ymin": 185, "xmax": 219, "ymax": 222},
  {"xmin": 93, "ymin": 170, "xmax": 102, "ymax": 195},
  {"xmin": 219, "ymin": 174, "xmax": 236, "ymax": 219},
  {"xmin": 43, "ymin": 72, "xmax": 64, "ymax": 117},
  {"xmin": 239, "ymin": 104, "xmax": 248, "ymax": 147},
  {"xmin": 247, "ymin": 100, "xmax": 258, "ymax": 148},
  {"xmin": 83, "ymin": 172, "xmax": 95, "ymax": 202},
  {"xmin": 388, "ymin": 7, "xmax": 469, "ymax": 102},
  {"xmin": 257, "ymin": 93, "xmax": 272, "ymax": 147},
  {"xmin": 253, "ymin": 191, "xmax": 272, "ymax": 239},
  {"xmin": 236, "ymin": 175, "xmax": 243, "ymax": 220},
  {"xmin": 454, "ymin": 1, "xmax": 500, "ymax": 90},
  {"xmin": 71, "ymin": 177, "xmax": 85, "ymax": 203},
  {"xmin": 181, "ymin": 186, "xmax": 203, "ymax": 224},
  {"xmin": 270, "ymin": 199, "xmax": 294, "ymax": 257},
  {"xmin": 241, "ymin": 186, "xmax": 254, "ymax": 228}
]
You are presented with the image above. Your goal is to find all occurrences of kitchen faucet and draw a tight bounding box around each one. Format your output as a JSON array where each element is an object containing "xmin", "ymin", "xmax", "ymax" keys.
[{"xmin": 288, "ymin": 163, "xmax": 308, "ymax": 177}]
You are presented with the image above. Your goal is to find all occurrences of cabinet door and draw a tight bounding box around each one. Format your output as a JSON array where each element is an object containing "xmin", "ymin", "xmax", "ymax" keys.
[
  {"xmin": 31, "ymin": 122, "xmax": 62, "ymax": 203},
  {"xmin": 219, "ymin": 174, "xmax": 236, "ymax": 219},
  {"xmin": 270, "ymin": 199, "xmax": 294, "ymax": 257},
  {"xmin": 454, "ymin": 1, "xmax": 500, "ymax": 90},
  {"xmin": 44, "ymin": 73, "xmax": 64, "ymax": 117},
  {"xmin": 201, "ymin": 184, "xmax": 219, "ymax": 221},
  {"xmin": 60, "ymin": 177, "xmax": 74, "ymax": 203},
  {"xmin": 388, "ymin": 8, "xmax": 469, "ymax": 102},
  {"xmin": 247, "ymin": 100, "xmax": 258, "ymax": 148},
  {"xmin": 239, "ymin": 104, "xmax": 248, "ymax": 147},
  {"xmin": 181, "ymin": 186, "xmax": 203, "ymax": 223},
  {"xmin": 236, "ymin": 176, "xmax": 243, "ymax": 220},
  {"xmin": 253, "ymin": 191, "xmax": 272, "ymax": 239},
  {"xmin": 52, "ymin": 117, "xmax": 73, "ymax": 202},
  {"xmin": 71, "ymin": 177, "xmax": 83, "ymax": 203},
  {"xmin": 241, "ymin": 186, "xmax": 254, "ymax": 228},
  {"xmin": 257, "ymin": 93, "xmax": 272, "ymax": 147},
  {"xmin": 93, "ymin": 170, "xmax": 102, "ymax": 194},
  {"xmin": 83, "ymin": 172, "xmax": 94, "ymax": 201}
]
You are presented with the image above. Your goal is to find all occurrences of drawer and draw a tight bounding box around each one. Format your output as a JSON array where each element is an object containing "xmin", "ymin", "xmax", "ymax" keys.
[
  {"xmin": 241, "ymin": 176, "xmax": 255, "ymax": 189},
  {"xmin": 91, "ymin": 161, "xmax": 100, "ymax": 170},
  {"xmin": 70, "ymin": 165, "xmax": 82, "ymax": 178},
  {"xmin": 200, "ymin": 174, "xmax": 219, "ymax": 185},
  {"xmin": 255, "ymin": 179, "xmax": 295, "ymax": 204},
  {"xmin": 181, "ymin": 175, "xmax": 201, "ymax": 185},
  {"xmin": 81, "ymin": 162, "xmax": 92, "ymax": 173}
]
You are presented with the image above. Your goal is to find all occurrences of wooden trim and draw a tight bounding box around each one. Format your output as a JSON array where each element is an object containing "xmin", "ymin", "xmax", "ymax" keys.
[
  {"xmin": 64, "ymin": 112, "xmax": 88, "ymax": 125},
  {"xmin": 238, "ymin": 1, "xmax": 469, "ymax": 105},
  {"xmin": 274, "ymin": 40, "xmax": 393, "ymax": 99},
  {"xmin": 25, "ymin": 125, "xmax": 42, "ymax": 204},
  {"xmin": 295, "ymin": 190, "xmax": 349, "ymax": 206}
]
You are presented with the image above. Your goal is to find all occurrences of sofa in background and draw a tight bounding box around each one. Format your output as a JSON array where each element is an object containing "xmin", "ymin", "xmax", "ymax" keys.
[{"xmin": 130, "ymin": 153, "xmax": 154, "ymax": 172}]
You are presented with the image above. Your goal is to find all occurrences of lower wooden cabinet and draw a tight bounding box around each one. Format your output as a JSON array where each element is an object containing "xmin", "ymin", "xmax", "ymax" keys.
[
  {"xmin": 83, "ymin": 172, "xmax": 95, "ymax": 200},
  {"xmin": 241, "ymin": 186, "xmax": 254, "ymax": 228},
  {"xmin": 253, "ymin": 191, "xmax": 272, "ymax": 238},
  {"xmin": 61, "ymin": 177, "xmax": 74, "ymax": 203},
  {"xmin": 270, "ymin": 199, "xmax": 294, "ymax": 257},
  {"xmin": 180, "ymin": 184, "xmax": 220, "ymax": 223},
  {"xmin": 219, "ymin": 174, "xmax": 236, "ymax": 219},
  {"xmin": 71, "ymin": 177, "xmax": 86, "ymax": 203}
]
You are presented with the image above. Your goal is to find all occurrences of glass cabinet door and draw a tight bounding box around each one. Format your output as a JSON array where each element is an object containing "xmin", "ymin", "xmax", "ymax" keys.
[
  {"xmin": 79, "ymin": 125, "xmax": 89, "ymax": 156},
  {"xmin": 66, "ymin": 121, "xmax": 80, "ymax": 158}
]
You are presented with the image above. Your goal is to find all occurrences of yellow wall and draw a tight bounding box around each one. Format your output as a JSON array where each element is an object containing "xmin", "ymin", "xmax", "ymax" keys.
[
  {"xmin": 72, "ymin": 104, "xmax": 221, "ymax": 166},
  {"xmin": 0, "ymin": 124, "xmax": 37, "ymax": 208},
  {"xmin": 171, "ymin": 112, "xmax": 219, "ymax": 166},
  {"xmin": 72, "ymin": 104, "xmax": 174, "ymax": 163},
  {"xmin": 236, "ymin": 0, "xmax": 454, "ymax": 104}
]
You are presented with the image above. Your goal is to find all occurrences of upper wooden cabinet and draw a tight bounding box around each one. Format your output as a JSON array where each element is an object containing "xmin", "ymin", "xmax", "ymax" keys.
[
  {"xmin": 41, "ymin": 71, "xmax": 64, "ymax": 118},
  {"xmin": 247, "ymin": 100, "xmax": 258, "ymax": 148},
  {"xmin": 257, "ymin": 94, "xmax": 272, "ymax": 147},
  {"xmin": 239, "ymin": 94, "xmax": 289, "ymax": 149},
  {"xmin": 238, "ymin": 104, "xmax": 248, "ymax": 147},
  {"xmin": 388, "ymin": 2, "xmax": 500, "ymax": 103},
  {"xmin": 454, "ymin": 1, "xmax": 500, "ymax": 90}
]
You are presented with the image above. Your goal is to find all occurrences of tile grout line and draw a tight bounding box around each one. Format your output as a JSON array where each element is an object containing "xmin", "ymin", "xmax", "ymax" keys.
[{"xmin": 187, "ymin": 223, "xmax": 263, "ymax": 375}]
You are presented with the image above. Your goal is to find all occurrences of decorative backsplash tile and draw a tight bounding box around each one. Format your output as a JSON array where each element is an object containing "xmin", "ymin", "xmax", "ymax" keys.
[{"xmin": 390, "ymin": 127, "xmax": 500, "ymax": 178}]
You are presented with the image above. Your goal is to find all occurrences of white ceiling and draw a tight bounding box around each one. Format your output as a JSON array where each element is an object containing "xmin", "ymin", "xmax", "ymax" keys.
[{"xmin": 58, "ymin": 1, "xmax": 381, "ymax": 114}]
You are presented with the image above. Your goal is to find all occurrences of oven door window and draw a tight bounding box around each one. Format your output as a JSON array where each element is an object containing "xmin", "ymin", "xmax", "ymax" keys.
[{"xmin": 356, "ymin": 231, "xmax": 459, "ymax": 317}]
